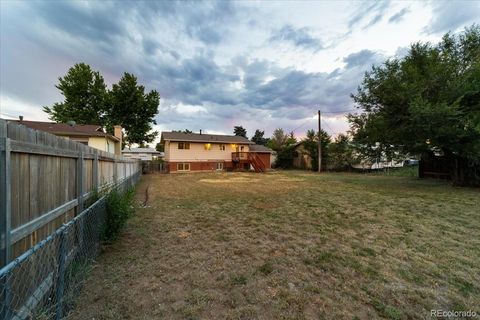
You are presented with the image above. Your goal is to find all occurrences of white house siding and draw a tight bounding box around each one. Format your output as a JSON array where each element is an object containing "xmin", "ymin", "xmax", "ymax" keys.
[{"xmin": 165, "ymin": 141, "xmax": 171, "ymax": 161}]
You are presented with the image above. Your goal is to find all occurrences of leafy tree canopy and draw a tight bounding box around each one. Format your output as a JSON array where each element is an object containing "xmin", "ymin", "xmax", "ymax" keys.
[
  {"xmin": 233, "ymin": 126, "xmax": 247, "ymax": 138},
  {"xmin": 327, "ymin": 134, "xmax": 357, "ymax": 170},
  {"xmin": 43, "ymin": 63, "xmax": 107, "ymax": 125},
  {"xmin": 109, "ymin": 73, "xmax": 159, "ymax": 147},
  {"xmin": 251, "ymin": 129, "xmax": 269, "ymax": 145},
  {"xmin": 44, "ymin": 65, "xmax": 160, "ymax": 147},
  {"xmin": 348, "ymin": 25, "xmax": 480, "ymax": 185},
  {"xmin": 268, "ymin": 128, "xmax": 289, "ymax": 151},
  {"xmin": 302, "ymin": 129, "xmax": 330, "ymax": 171}
]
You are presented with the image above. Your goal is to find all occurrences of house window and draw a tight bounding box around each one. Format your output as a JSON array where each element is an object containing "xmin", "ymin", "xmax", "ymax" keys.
[
  {"xmin": 216, "ymin": 162, "xmax": 224, "ymax": 170},
  {"xmin": 178, "ymin": 142, "xmax": 190, "ymax": 149},
  {"xmin": 219, "ymin": 144, "xmax": 226, "ymax": 151},
  {"xmin": 177, "ymin": 163, "xmax": 190, "ymax": 171},
  {"xmin": 240, "ymin": 146, "xmax": 244, "ymax": 151},
  {"xmin": 204, "ymin": 143, "xmax": 211, "ymax": 150}
]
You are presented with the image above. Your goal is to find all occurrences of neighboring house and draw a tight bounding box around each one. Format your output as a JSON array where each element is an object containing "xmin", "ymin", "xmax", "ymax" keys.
[
  {"xmin": 122, "ymin": 148, "xmax": 163, "ymax": 161},
  {"xmin": 160, "ymin": 131, "xmax": 274, "ymax": 172},
  {"xmin": 292, "ymin": 142, "xmax": 313, "ymax": 170},
  {"xmin": 14, "ymin": 119, "xmax": 122, "ymax": 155}
]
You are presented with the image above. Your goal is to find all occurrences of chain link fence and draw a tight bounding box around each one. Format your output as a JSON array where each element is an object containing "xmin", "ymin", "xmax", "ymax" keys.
[{"xmin": 0, "ymin": 172, "xmax": 140, "ymax": 320}]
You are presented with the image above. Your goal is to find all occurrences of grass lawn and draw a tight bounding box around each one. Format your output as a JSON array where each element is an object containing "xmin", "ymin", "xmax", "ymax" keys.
[{"xmin": 71, "ymin": 171, "xmax": 479, "ymax": 319}]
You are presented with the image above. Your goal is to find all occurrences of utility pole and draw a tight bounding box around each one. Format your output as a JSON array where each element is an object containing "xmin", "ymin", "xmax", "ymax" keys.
[{"xmin": 318, "ymin": 110, "xmax": 321, "ymax": 173}]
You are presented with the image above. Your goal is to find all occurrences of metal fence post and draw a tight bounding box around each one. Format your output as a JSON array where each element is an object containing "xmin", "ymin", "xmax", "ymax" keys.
[{"xmin": 55, "ymin": 229, "xmax": 67, "ymax": 320}]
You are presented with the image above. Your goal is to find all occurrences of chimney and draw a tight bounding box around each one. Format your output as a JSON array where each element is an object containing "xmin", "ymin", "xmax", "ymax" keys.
[
  {"xmin": 114, "ymin": 125, "xmax": 122, "ymax": 156},
  {"xmin": 19, "ymin": 115, "xmax": 23, "ymax": 122},
  {"xmin": 200, "ymin": 129, "xmax": 202, "ymax": 135}
]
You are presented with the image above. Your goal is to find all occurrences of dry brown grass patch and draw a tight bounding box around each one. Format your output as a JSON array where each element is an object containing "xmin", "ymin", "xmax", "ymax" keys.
[{"xmin": 71, "ymin": 171, "xmax": 480, "ymax": 320}]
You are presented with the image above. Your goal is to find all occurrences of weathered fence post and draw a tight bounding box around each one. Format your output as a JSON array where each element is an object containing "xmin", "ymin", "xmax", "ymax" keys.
[
  {"xmin": 76, "ymin": 151, "xmax": 84, "ymax": 214},
  {"xmin": 93, "ymin": 153, "xmax": 99, "ymax": 190},
  {"xmin": 0, "ymin": 123, "xmax": 12, "ymax": 320},
  {"xmin": 55, "ymin": 229, "xmax": 67, "ymax": 320},
  {"xmin": 0, "ymin": 136, "xmax": 11, "ymax": 267},
  {"xmin": 113, "ymin": 159, "xmax": 118, "ymax": 184},
  {"xmin": 76, "ymin": 151, "xmax": 86, "ymax": 254}
]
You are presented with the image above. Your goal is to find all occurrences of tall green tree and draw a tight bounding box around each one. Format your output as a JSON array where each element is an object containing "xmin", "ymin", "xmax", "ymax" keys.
[
  {"xmin": 233, "ymin": 126, "xmax": 247, "ymax": 138},
  {"xmin": 44, "ymin": 65, "xmax": 160, "ymax": 147},
  {"xmin": 251, "ymin": 129, "xmax": 268, "ymax": 145},
  {"xmin": 268, "ymin": 128, "xmax": 289, "ymax": 151},
  {"xmin": 349, "ymin": 25, "xmax": 480, "ymax": 185},
  {"xmin": 327, "ymin": 134, "xmax": 356, "ymax": 170},
  {"xmin": 287, "ymin": 131, "xmax": 297, "ymax": 145},
  {"xmin": 302, "ymin": 129, "xmax": 330, "ymax": 171},
  {"xmin": 268, "ymin": 128, "xmax": 299, "ymax": 168},
  {"xmin": 108, "ymin": 73, "xmax": 159, "ymax": 147},
  {"xmin": 43, "ymin": 63, "xmax": 107, "ymax": 125}
]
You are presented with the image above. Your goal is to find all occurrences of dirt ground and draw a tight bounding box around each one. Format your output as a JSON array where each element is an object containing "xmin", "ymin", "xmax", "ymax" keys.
[{"xmin": 70, "ymin": 171, "xmax": 479, "ymax": 319}]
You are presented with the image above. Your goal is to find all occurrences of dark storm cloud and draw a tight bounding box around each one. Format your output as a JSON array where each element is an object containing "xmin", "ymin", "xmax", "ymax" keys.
[
  {"xmin": 388, "ymin": 8, "xmax": 410, "ymax": 23},
  {"xmin": 343, "ymin": 50, "xmax": 379, "ymax": 68},
  {"xmin": 182, "ymin": 1, "xmax": 237, "ymax": 45},
  {"xmin": 151, "ymin": 48, "xmax": 384, "ymax": 120},
  {"xmin": 0, "ymin": 1, "xmax": 392, "ymax": 135},
  {"xmin": 32, "ymin": 1, "xmax": 237, "ymax": 48},
  {"xmin": 425, "ymin": 1, "xmax": 480, "ymax": 34},
  {"xmin": 237, "ymin": 49, "xmax": 384, "ymax": 116},
  {"xmin": 270, "ymin": 25, "xmax": 323, "ymax": 51},
  {"xmin": 31, "ymin": 2, "xmax": 125, "ymax": 44},
  {"xmin": 3, "ymin": 0, "xmax": 385, "ymax": 124}
]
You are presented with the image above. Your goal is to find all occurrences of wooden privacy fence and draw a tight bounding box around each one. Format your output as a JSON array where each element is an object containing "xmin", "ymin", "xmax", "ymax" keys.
[{"xmin": 0, "ymin": 119, "xmax": 141, "ymax": 267}]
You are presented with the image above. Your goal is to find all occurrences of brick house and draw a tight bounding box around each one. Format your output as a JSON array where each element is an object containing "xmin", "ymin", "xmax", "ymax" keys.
[{"xmin": 160, "ymin": 131, "xmax": 273, "ymax": 172}]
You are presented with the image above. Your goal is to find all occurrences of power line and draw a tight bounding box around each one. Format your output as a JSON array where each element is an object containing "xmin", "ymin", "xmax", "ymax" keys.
[
  {"xmin": 290, "ymin": 117, "xmax": 315, "ymax": 133},
  {"xmin": 323, "ymin": 109, "xmax": 359, "ymax": 114},
  {"xmin": 0, "ymin": 112, "xmax": 19, "ymax": 119},
  {"xmin": 286, "ymin": 107, "xmax": 361, "ymax": 136}
]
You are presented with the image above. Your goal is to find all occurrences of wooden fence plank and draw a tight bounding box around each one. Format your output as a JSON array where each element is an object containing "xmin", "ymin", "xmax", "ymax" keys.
[
  {"xmin": 1, "ymin": 120, "xmax": 140, "ymax": 263},
  {"xmin": 0, "ymin": 137, "xmax": 12, "ymax": 265}
]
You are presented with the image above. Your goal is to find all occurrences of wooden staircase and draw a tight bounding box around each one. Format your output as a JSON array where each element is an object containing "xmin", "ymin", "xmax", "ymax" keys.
[
  {"xmin": 231, "ymin": 152, "xmax": 266, "ymax": 172},
  {"xmin": 248, "ymin": 152, "xmax": 266, "ymax": 173}
]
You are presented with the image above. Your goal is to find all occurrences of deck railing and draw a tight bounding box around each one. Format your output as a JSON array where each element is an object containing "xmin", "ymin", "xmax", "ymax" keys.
[
  {"xmin": 231, "ymin": 152, "xmax": 266, "ymax": 172},
  {"xmin": 231, "ymin": 152, "xmax": 249, "ymax": 161}
]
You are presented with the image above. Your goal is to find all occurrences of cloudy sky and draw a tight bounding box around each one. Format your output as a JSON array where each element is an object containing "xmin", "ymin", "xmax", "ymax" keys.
[{"xmin": 1, "ymin": 1, "xmax": 479, "ymax": 142}]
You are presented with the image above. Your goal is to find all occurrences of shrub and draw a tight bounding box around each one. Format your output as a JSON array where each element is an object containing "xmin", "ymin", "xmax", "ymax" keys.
[{"xmin": 103, "ymin": 187, "xmax": 136, "ymax": 241}]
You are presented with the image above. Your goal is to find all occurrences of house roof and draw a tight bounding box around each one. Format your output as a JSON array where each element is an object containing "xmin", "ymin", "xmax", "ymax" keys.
[
  {"xmin": 161, "ymin": 131, "xmax": 254, "ymax": 144},
  {"xmin": 122, "ymin": 148, "xmax": 161, "ymax": 154},
  {"xmin": 249, "ymin": 144, "xmax": 274, "ymax": 153},
  {"xmin": 14, "ymin": 120, "xmax": 120, "ymax": 141}
]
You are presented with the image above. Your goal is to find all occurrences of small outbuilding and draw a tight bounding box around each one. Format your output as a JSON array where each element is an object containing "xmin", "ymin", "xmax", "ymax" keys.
[{"xmin": 122, "ymin": 148, "xmax": 163, "ymax": 161}]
